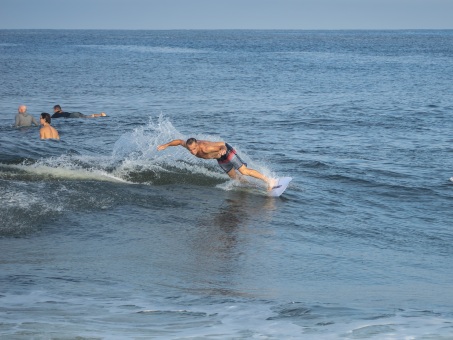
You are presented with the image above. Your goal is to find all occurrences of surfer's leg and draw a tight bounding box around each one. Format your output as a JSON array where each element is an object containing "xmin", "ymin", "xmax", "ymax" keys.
[
  {"xmin": 227, "ymin": 168, "xmax": 252, "ymax": 185},
  {"xmin": 237, "ymin": 165, "xmax": 276, "ymax": 190},
  {"xmin": 219, "ymin": 145, "xmax": 275, "ymax": 189},
  {"xmin": 227, "ymin": 168, "xmax": 238, "ymax": 180}
]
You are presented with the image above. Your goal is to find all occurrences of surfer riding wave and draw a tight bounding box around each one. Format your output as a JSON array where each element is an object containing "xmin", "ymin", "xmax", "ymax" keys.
[{"xmin": 157, "ymin": 138, "xmax": 277, "ymax": 190}]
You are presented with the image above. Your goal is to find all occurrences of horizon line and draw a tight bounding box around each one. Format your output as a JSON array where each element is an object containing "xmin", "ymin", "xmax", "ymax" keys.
[{"xmin": 1, "ymin": 28, "xmax": 452, "ymax": 31}]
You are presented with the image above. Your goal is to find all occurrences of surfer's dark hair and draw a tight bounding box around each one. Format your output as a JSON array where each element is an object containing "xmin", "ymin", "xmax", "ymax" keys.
[
  {"xmin": 186, "ymin": 138, "xmax": 197, "ymax": 145},
  {"xmin": 41, "ymin": 112, "xmax": 51, "ymax": 124},
  {"xmin": 53, "ymin": 104, "xmax": 61, "ymax": 111}
]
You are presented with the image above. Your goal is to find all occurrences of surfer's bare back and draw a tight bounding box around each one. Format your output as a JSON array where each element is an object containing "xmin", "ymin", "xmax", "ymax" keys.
[{"xmin": 157, "ymin": 138, "xmax": 276, "ymax": 190}]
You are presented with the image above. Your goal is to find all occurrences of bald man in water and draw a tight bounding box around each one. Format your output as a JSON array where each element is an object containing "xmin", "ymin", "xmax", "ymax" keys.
[{"xmin": 14, "ymin": 105, "xmax": 38, "ymax": 127}]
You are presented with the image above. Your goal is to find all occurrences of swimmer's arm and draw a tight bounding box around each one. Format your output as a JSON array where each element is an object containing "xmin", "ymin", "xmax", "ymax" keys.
[
  {"xmin": 157, "ymin": 139, "xmax": 185, "ymax": 151},
  {"xmin": 32, "ymin": 117, "xmax": 39, "ymax": 126},
  {"xmin": 39, "ymin": 129, "xmax": 45, "ymax": 139}
]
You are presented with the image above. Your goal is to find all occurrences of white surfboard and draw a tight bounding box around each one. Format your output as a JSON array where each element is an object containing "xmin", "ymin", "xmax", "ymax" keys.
[{"xmin": 268, "ymin": 177, "xmax": 292, "ymax": 197}]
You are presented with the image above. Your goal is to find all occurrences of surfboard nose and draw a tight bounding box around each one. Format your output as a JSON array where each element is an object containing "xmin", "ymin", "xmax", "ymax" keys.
[{"xmin": 268, "ymin": 177, "xmax": 292, "ymax": 197}]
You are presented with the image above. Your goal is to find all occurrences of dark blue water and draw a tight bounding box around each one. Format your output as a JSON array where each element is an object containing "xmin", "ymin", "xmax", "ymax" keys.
[{"xmin": 1, "ymin": 30, "xmax": 453, "ymax": 339}]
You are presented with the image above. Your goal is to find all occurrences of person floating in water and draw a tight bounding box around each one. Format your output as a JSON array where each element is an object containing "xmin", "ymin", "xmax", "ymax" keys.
[
  {"xmin": 15, "ymin": 105, "xmax": 39, "ymax": 127},
  {"xmin": 51, "ymin": 105, "xmax": 107, "ymax": 119},
  {"xmin": 157, "ymin": 138, "xmax": 276, "ymax": 190},
  {"xmin": 39, "ymin": 112, "xmax": 60, "ymax": 140}
]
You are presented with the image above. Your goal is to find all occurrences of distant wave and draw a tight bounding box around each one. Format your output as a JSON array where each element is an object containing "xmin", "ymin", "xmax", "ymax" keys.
[
  {"xmin": 79, "ymin": 45, "xmax": 206, "ymax": 54},
  {"xmin": 0, "ymin": 43, "xmax": 20, "ymax": 47}
]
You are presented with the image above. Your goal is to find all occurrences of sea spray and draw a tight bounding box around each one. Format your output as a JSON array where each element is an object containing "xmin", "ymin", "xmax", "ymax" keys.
[
  {"xmin": 129, "ymin": 114, "xmax": 279, "ymax": 187},
  {"xmin": 111, "ymin": 115, "xmax": 229, "ymax": 183}
]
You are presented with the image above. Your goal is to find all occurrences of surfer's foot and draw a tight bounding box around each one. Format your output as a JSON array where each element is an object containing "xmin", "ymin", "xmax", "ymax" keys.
[{"xmin": 267, "ymin": 178, "xmax": 278, "ymax": 191}]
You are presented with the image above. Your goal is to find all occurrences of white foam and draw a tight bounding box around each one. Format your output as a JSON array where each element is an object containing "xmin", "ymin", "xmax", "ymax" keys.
[
  {"xmin": 6, "ymin": 161, "xmax": 129, "ymax": 183},
  {"xmin": 1, "ymin": 185, "xmax": 64, "ymax": 213}
]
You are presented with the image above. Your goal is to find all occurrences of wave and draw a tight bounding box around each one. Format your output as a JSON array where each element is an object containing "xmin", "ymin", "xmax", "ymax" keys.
[
  {"xmin": 79, "ymin": 45, "xmax": 205, "ymax": 54},
  {"xmin": 0, "ymin": 114, "xmax": 280, "ymax": 237},
  {"xmin": 0, "ymin": 115, "xmax": 276, "ymax": 187},
  {"xmin": 0, "ymin": 43, "xmax": 20, "ymax": 47},
  {"xmin": 0, "ymin": 181, "xmax": 65, "ymax": 237},
  {"xmin": 0, "ymin": 160, "xmax": 129, "ymax": 183}
]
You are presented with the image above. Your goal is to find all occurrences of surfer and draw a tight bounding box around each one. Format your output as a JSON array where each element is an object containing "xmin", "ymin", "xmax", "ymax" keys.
[
  {"xmin": 157, "ymin": 138, "xmax": 276, "ymax": 190},
  {"xmin": 15, "ymin": 105, "xmax": 39, "ymax": 127},
  {"xmin": 39, "ymin": 113, "xmax": 60, "ymax": 140},
  {"xmin": 51, "ymin": 105, "xmax": 107, "ymax": 119}
]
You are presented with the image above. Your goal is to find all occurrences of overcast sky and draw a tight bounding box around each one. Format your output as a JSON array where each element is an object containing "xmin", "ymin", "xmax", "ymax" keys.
[{"xmin": 1, "ymin": 0, "xmax": 452, "ymax": 30}]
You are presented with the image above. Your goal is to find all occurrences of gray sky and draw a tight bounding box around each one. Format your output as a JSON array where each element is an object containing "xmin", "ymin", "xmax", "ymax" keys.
[{"xmin": 1, "ymin": 0, "xmax": 452, "ymax": 30}]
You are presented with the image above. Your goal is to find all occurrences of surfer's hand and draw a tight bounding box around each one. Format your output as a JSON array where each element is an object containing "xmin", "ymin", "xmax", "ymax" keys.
[
  {"xmin": 157, "ymin": 144, "xmax": 166, "ymax": 151},
  {"xmin": 218, "ymin": 147, "xmax": 226, "ymax": 158}
]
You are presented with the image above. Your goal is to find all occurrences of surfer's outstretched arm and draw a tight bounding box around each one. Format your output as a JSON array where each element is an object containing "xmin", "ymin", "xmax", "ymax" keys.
[{"xmin": 157, "ymin": 139, "xmax": 186, "ymax": 151}]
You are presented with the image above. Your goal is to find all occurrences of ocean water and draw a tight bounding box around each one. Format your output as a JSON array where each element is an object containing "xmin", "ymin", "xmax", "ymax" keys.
[{"xmin": 1, "ymin": 29, "xmax": 453, "ymax": 339}]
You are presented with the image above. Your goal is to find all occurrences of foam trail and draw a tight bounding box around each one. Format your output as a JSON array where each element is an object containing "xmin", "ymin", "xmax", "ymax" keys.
[
  {"xmin": 6, "ymin": 163, "xmax": 129, "ymax": 183},
  {"xmin": 1, "ymin": 154, "xmax": 130, "ymax": 183}
]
